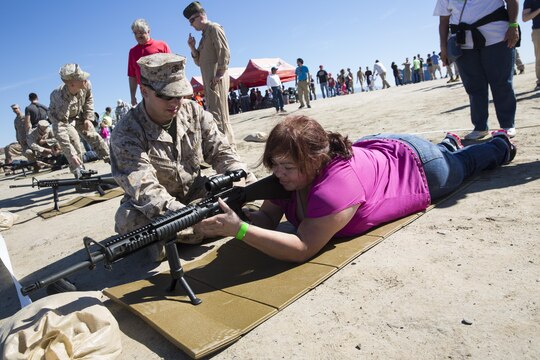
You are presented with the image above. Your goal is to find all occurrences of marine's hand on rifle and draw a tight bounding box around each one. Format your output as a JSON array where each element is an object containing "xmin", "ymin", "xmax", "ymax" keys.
[
  {"xmin": 200, "ymin": 198, "xmax": 242, "ymax": 238},
  {"xmin": 70, "ymin": 154, "xmax": 83, "ymax": 168},
  {"xmin": 232, "ymin": 177, "xmax": 247, "ymax": 188}
]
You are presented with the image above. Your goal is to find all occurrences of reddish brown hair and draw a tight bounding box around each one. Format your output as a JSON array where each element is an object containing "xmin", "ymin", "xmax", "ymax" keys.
[{"xmin": 262, "ymin": 115, "xmax": 352, "ymax": 178}]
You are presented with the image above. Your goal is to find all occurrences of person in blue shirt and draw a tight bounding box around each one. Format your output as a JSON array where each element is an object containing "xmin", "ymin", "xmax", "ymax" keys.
[
  {"xmin": 295, "ymin": 58, "xmax": 311, "ymax": 109},
  {"xmin": 431, "ymin": 51, "xmax": 443, "ymax": 79}
]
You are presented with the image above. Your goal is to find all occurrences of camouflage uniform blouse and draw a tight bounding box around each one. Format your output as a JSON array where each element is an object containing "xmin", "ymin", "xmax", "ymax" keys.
[
  {"xmin": 26, "ymin": 126, "xmax": 57, "ymax": 153},
  {"xmin": 49, "ymin": 81, "xmax": 95, "ymax": 124},
  {"xmin": 110, "ymin": 99, "xmax": 247, "ymax": 220},
  {"xmin": 14, "ymin": 114, "xmax": 28, "ymax": 149}
]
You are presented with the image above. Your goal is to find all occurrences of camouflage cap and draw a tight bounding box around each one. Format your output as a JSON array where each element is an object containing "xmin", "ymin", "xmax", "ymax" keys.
[
  {"xmin": 183, "ymin": 1, "xmax": 204, "ymax": 19},
  {"xmin": 138, "ymin": 53, "xmax": 193, "ymax": 97},
  {"xmin": 59, "ymin": 64, "xmax": 90, "ymax": 81},
  {"xmin": 11, "ymin": 104, "xmax": 19, "ymax": 109},
  {"xmin": 37, "ymin": 120, "xmax": 50, "ymax": 128}
]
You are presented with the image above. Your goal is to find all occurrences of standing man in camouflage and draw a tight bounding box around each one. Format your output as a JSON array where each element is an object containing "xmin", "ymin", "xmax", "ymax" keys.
[
  {"xmin": 49, "ymin": 64, "xmax": 110, "ymax": 177},
  {"xmin": 184, "ymin": 1, "xmax": 236, "ymax": 150},
  {"xmin": 115, "ymin": 99, "xmax": 131, "ymax": 123},
  {"xmin": 4, "ymin": 104, "xmax": 35, "ymax": 167},
  {"xmin": 110, "ymin": 53, "xmax": 254, "ymax": 258}
]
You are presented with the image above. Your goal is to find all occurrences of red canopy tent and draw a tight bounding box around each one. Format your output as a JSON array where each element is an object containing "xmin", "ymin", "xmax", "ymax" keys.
[
  {"xmin": 227, "ymin": 67, "xmax": 245, "ymax": 89},
  {"xmin": 190, "ymin": 59, "xmax": 295, "ymax": 93},
  {"xmin": 235, "ymin": 58, "xmax": 296, "ymax": 88},
  {"xmin": 190, "ymin": 76, "xmax": 204, "ymax": 94},
  {"xmin": 190, "ymin": 67, "xmax": 246, "ymax": 94}
]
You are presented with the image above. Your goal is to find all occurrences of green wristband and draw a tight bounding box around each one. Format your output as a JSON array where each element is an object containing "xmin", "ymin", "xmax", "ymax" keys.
[
  {"xmin": 235, "ymin": 222, "xmax": 249, "ymax": 240},
  {"xmin": 508, "ymin": 22, "xmax": 519, "ymax": 28}
]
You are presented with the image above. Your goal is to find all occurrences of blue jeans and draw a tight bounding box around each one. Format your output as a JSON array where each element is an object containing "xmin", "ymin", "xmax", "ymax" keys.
[
  {"xmin": 357, "ymin": 134, "xmax": 510, "ymax": 201},
  {"xmin": 319, "ymin": 82, "xmax": 329, "ymax": 98},
  {"xmin": 456, "ymin": 41, "xmax": 516, "ymax": 131},
  {"xmin": 240, "ymin": 95, "xmax": 250, "ymax": 112},
  {"xmin": 413, "ymin": 69, "xmax": 420, "ymax": 83},
  {"xmin": 328, "ymin": 86, "xmax": 336, "ymax": 97},
  {"xmin": 271, "ymin": 86, "xmax": 284, "ymax": 110}
]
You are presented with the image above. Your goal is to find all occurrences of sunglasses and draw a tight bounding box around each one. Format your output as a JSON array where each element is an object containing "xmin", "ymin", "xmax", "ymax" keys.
[
  {"xmin": 143, "ymin": 83, "xmax": 182, "ymax": 101},
  {"xmin": 189, "ymin": 15, "xmax": 200, "ymax": 24}
]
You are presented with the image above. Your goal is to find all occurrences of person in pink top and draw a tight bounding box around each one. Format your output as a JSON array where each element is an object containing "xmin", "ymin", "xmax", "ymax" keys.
[
  {"xmin": 128, "ymin": 19, "xmax": 171, "ymax": 106},
  {"xmin": 200, "ymin": 115, "xmax": 516, "ymax": 262}
]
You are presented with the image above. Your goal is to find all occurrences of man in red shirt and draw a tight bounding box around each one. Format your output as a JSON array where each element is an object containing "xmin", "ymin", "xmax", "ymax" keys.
[{"xmin": 128, "ymin": 19, "xmax": 171, "ymax": 106}]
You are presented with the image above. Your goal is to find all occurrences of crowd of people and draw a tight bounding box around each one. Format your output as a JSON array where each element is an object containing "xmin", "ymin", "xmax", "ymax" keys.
[
  {"xmin": 219, "ymin": 54, "xmax": 453, "ymax": 117},
  {"xmin": 220, "ymin": 48, "xmax": 523, "ymax": 117},
  {"xmin": 227, "ymin": 82, "xmax": 292, "ymax": 115}
]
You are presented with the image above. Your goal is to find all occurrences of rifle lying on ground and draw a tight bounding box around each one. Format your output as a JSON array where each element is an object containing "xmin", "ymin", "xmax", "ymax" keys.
[
  {"xmin": 10, "ymin": 170, "xmax": 118, "ymax": 211},
  {"xmin": 20, "ymin": 170, "xmax": 291, "ymax": 305},
  {"xmin": 2, "ymin": 160, "xmax": 38, "ymax": 176}
]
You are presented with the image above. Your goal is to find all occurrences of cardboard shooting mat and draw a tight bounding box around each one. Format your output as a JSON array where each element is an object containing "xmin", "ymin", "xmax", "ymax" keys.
[
  {"xmin": 104, "ymin": 208, "xmax": 459, "ymax": 358},
  {"xmin": 38, "ymin": 187, "xmax": 124, "ymax": 219},
  {"xmin": 104, "ymin": 181, "xmax": 474, "ymax": 359}
]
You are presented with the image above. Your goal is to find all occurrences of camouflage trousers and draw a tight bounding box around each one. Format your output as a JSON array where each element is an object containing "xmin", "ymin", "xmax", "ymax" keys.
[
  {"xmin": 4, "ymin": 143, "xmax": 35, "ymax": 164},
  {"xmin": 52, "ymin": 120, "xmax": 85, "ymax": 172},
  {"xmin": 203, "ymin": 70, "xmax": 236, "ymax": 151},
  {"xmin": 74, "ymin": 119, "xmax": 109, "ymax": 160},
  {"xmin": 52, "ymin": 119, "xmax": 110, "ymax": 172}
]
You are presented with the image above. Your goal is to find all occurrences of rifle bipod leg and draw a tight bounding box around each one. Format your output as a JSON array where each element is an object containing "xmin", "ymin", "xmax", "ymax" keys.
[
  {"xmin": 165, "ymin": 241, "xmax": 202, "ymax": 305},
  {"xmin": 52, "ymin": 187, "xmax": 60, "ymax": 211}
]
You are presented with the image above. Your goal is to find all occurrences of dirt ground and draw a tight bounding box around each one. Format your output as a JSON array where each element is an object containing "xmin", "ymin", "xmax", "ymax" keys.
[{"xmin": 1, "ymin": 69, "xmax": 539, "ymax": 359}]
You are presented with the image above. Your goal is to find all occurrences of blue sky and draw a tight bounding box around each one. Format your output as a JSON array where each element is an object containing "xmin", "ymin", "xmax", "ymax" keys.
[{"xmin": 1, "ymin": 0, "xmax": 535, "ymax": 147}]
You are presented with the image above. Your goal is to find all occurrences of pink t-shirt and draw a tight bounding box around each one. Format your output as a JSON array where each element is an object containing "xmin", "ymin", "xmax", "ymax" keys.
[
  {"xmin": 272, "ymin": 139, "xmax": 431, "ymax": 237},
  {"xmin": 100, "ymin": 126, "xmax": 110, "ymax": 140},
  {"xmin": 128, "ymin": 39, "xmax": 171, "ymax": 84}
]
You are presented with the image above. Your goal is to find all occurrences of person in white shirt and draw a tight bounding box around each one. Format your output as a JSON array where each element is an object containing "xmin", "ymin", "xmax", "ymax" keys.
[
  {"xmin": 434, "ymin": 0, "xmax": 519, "ymax": 140},
  {"xmin": 266, "ymin": 67, "xmax": 286, "ymax": 113},
  {"xmin": 373, "ymin": 60, "xmax": 392, "ymax": 89}
]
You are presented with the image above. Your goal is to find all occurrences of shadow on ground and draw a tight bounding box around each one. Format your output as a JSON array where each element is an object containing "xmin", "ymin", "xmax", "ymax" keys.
[
  {"xmin": 435, "ymin": 160, "xmax": 540, "ymax": 209},
  {"xmin": 440, "ymin": 89, "xmax": 540, "ymax": 114}
]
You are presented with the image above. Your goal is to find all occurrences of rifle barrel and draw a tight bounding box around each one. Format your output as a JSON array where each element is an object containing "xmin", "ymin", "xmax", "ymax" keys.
[
  {"xmin": 9, "ymin": 184, "xmax": 35, "ymax": 188},
  {"xmin": 20, "ymin": 253, "xmax": 106, "ymax": 295},
  {"xmin": 10, "ymin": 176, "xmax": 117, "ymax": 189}
]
